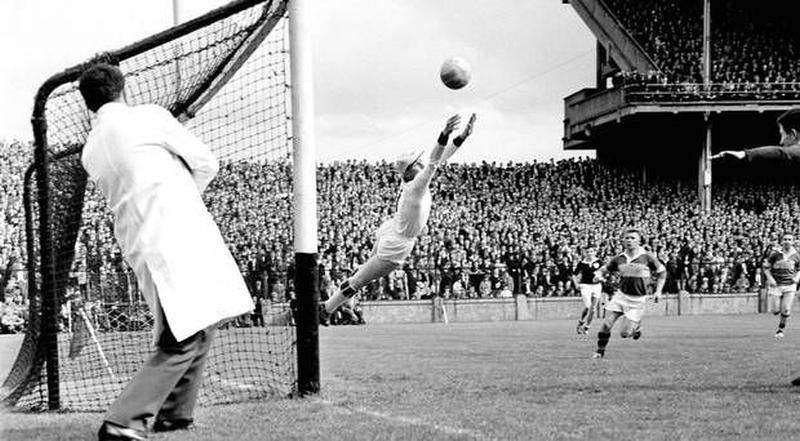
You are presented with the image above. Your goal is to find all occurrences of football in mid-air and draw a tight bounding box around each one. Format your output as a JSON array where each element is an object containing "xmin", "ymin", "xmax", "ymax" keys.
[{"xmin": 440, "ymin": 57, "xmax": 471, "ymax": 90}]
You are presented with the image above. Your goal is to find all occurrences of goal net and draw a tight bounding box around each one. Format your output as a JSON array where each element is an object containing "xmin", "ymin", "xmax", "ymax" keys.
[{"xmin": 1, "ymin": 0, "xmax": 298, "ymax": 411}]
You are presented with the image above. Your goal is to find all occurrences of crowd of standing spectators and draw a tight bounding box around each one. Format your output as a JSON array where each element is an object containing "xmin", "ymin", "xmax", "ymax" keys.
[
  {"xmin": 602, "ymin": 0, "xmax": 800, "ymax": 100},
  {"xmin": 3, "ymin": 140, "xmax": 800, "ymax": 315}
]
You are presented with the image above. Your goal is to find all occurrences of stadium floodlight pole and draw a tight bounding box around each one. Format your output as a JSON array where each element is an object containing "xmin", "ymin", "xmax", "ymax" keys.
[
  {"xmin": 290, "ymin": 0, "xmax": 321, "ymax": 396},
  {"xmin": 700, "ymin": 0, "xmax": 712, "ymax": 212}
]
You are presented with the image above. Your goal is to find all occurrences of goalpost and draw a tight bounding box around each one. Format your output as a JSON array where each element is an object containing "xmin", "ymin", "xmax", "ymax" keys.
[{"xmin": 0, "ymin": 0, "xmax": 320, "ymax": 411}]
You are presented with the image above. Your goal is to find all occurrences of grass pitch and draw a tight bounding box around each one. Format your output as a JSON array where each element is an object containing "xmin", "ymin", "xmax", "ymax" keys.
[{"xmin": 3, "ymin": 314, "xmax": 800, "ymax": 440}]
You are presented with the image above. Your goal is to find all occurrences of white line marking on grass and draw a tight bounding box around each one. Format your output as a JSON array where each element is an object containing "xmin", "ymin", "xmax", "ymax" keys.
[
  {"xmin": 314, "ymin": 398, "xmax": 496, "ymax": 441},
  {"xmin": 207, "ymin": 375, "xmax": 293, "ymax": 395},
  {"xmin": 207, "ymin": 374, "xmax": 260, "ymax": 390}
]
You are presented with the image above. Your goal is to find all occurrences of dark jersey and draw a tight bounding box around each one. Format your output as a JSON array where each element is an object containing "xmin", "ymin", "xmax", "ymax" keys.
[
  {"xmin": 744, "ymin": 145, "xmax": 800, "ymax": 163},
  {"xmin": 573, "ymin": 259, "xmax": 602, "ymax": 285},
  {"xmin": 604, "ymin": 251, "xmax": 665, "ymax": 297},
  {"xmin": 765, "ymin": 250, "xmax": 800, "ymax": 286}
]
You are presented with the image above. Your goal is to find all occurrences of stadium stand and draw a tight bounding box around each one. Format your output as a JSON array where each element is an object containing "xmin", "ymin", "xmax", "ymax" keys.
[
  {"xmin": 602, "ymin": 0, "xmax": 800, "ymax": 100},
  {"xmin": 4, "ymin": 138, "xmax": 800, "ymax": 334}
]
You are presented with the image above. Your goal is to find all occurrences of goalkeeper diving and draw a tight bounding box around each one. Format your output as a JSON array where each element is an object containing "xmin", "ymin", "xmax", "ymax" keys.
[{"xmin": 320, "ymin": 113, "xmax": 477, "ymax": 323}]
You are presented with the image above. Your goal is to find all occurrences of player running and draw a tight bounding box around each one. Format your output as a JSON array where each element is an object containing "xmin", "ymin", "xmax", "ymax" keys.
[
  {"xmin": 712, "ymin": 108, "xmax": 800, "ymax": 384},
  {"xmin": 762, "ymin": 233, "xmax": 800, "ymax": 338},
  {"xmin": 573, "ymin": 245, "xmax": 603, "ymax": 335},
  {"xmin": 592, "ymin": 228, "xmax": 666, "ymax": 359},
  {"xmin": 319, "ymin": 113, "xmax": 477, "ymax": 324}
]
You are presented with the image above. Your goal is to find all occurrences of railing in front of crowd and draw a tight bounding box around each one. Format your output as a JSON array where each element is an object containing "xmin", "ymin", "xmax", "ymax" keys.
[
  {"xmin": 622, "ymin": 82, "xmax": 800, "ymax": 103},
  {"xmin": 0, "ymin": 257, "xmax": 771, "ymax": 312}
]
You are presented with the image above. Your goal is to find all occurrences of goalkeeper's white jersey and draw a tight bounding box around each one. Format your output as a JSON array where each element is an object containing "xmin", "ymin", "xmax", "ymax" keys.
[{"xmin": 392, "ymin": 178, "xmax": 432, "ymax": 239}]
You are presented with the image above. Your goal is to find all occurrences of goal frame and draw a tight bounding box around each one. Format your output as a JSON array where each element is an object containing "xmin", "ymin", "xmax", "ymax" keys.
[{"xmin": 3, "ymin": 0, "xmax": 319, "ymax": 410}]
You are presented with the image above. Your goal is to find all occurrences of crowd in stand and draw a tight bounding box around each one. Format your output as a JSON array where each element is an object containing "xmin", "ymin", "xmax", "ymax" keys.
[
  {"xmin": 0, "ymin": 141, "xmax": 30, "ymax": 302},
  {"xmin": 4, "ymin": 138, "xmax": 800, "ymax": 330},
  {"xmin": 602, "ymin": 0, "xmax": 800, "ymax": 100}
]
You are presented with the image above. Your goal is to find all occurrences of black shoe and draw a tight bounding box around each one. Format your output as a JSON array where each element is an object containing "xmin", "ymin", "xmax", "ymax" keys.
[
  {"xmin": 318, "ymin": 303, "xmax": 330, "ymax": 327},
  {"xmin": 632, "ymin": 327, "xmax": 642, "ymax": 340},
  {"xmin": 98, "ymin": 422, "xmax": 147, "ymax": 441},
  {"xmin": 153, "ymin": 418, "xmax": 194, "ymax": 433},
  {"xmin": 792, "ymin": 377, "xmax": 800, "ymax": 386}
]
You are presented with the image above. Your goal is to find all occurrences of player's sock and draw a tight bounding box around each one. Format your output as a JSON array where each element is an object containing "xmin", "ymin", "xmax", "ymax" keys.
[
  {"xmin": 778, "ymin": 314, "xmax": 789, "ymax": 335},
  {"xmin": 596, "ymin": 331, "xmax": 611, "ymax": 355},
  {"xmin": 324, "ymin": 281, "xmax": 357, "ymax": 314}
]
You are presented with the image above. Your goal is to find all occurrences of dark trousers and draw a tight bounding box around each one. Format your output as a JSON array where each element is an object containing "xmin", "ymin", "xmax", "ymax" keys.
[{"xmin": 105, "ymin": 321, "xmax": 215, "ymax": 431}]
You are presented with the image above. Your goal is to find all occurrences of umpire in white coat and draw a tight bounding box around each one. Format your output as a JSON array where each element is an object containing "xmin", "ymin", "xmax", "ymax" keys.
[{"xmin": 78, "ymin": 63, "xmax": 254, "ymax": 441}]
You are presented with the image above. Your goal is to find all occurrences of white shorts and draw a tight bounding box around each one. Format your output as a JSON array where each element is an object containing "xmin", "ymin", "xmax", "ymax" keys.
[
  {"xmin": 579, "ymin": 283, "xmax": 602, "ymax": 308},
  {"xmin": 605, "ymin": 292, "xmax": 646, "ymax": 322},
  {"xmin": 769, "ymin": 285, "xmax": 796, "ymax": 314},
  {"xmin": 768, "ymin": 285, "xmax": 796, "ymax": 297},
  {"xmin": 375, "ymin": 221, "xmax": 416, "ymax": 265}
]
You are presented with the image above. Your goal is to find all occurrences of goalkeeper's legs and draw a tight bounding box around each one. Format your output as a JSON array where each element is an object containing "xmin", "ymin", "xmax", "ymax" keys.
[
  {"xmin": 323, "ymin": 255, "xmax": 399, "ymax": 314},
  {"xmin": 103, "ymin": 322, "xmax": 214, "ymax": 433}
]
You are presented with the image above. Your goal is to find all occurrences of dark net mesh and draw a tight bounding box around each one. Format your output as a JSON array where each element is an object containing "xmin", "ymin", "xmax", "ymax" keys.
[{"xmin": 2, "ymin": 0, "xmax": 296, "ymax": 411}]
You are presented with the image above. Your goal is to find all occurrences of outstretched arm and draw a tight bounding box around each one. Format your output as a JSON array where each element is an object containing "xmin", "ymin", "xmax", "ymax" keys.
[
  {"xmin": 442, "ymin": 113, "xmax": 476, "ymax": 164},
  {"xmin": 710, "ymin": 150, "xmax": 745, "ymax": 160},
  {"xmin": 428, "ymin": 114, "xmax": 460, "ymax": 164},
  {"xmin": 411, "ymin": 115, "xmax": 460, "ymax": 190},
  {"xmin": 712, "ymin": 145, "xmax": 800, "ymax": 163}
]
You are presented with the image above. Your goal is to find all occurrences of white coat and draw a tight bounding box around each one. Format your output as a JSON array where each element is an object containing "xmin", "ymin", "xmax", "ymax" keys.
[{"xmin": 81, "ymin": 102, "xmax": 254, "ymax": 344}]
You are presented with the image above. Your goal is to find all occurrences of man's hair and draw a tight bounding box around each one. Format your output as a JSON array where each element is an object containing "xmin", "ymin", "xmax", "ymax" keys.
[
  {"xmin": 777, "ymin": 108, "xmax": 800, "ymax": 133},
  {"xmin": 78, "ymin": 63, "xmax": 125, "ymax": 112},
  {"xmin": 622, "ymin": 227, "xmax": 643, "ymax": 242}
]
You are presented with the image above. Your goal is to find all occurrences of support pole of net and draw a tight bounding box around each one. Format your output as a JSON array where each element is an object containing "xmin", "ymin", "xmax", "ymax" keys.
[
  {"xmin": 31, "ymin": 113, "xmax": 60, "ymax": 410},
  {"xmin": 290, "ymin": 0, "xmax": 320, "ymax": 396}
]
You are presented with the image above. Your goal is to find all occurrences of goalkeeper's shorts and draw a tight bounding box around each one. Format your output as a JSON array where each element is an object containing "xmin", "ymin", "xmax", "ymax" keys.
[{"xmin": 375, "ymin": 221, "xmax": 417, "ymax": 265}]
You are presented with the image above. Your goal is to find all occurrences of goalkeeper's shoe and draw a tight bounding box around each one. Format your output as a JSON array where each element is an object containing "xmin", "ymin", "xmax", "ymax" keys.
[
  {"xmin": 776, "ymin": 330, "xmax": 785, "ymax": 340},
  {"xmin": 632, "ymin": 324, "xmax": 642, "ymax": 340},
  {"xmin": 318, "ymin": 303, "xmax": 331, "ymax": 327},
  {"xmin": 592, "ymin": 351, "xmax": 604, "ymax": 359}
]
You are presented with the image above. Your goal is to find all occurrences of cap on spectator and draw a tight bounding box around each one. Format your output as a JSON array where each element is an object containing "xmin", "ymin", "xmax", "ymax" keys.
[{"xmin": 394, "ymin": 150, "xmax": 425, "ymax": 176}]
